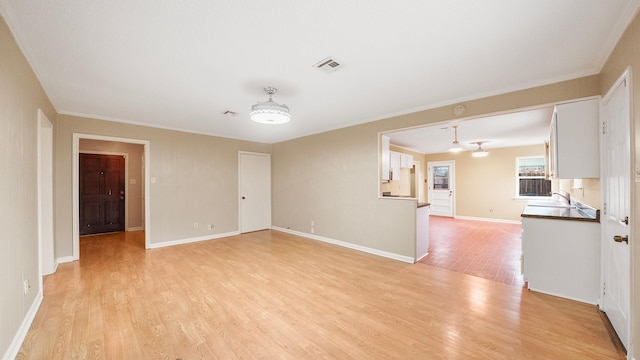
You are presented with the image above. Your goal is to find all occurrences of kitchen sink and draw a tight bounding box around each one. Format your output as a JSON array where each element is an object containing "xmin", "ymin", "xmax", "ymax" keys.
[{"xmin": 526, "ymin": 200, "xmax": 575, "ymax": 209}]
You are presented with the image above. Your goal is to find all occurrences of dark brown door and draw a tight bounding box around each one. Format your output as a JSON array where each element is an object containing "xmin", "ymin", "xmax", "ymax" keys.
[{"xmin": 79, "ymin": 154, "xmax": 125, "ymax": 235}]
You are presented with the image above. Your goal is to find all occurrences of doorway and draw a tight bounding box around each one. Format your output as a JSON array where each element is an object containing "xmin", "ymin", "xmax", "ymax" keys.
[
  {"xmin": 37, "ymin": 109, "xmax": 55, "ymax": 276},
  {"xmin": 72, "ymin": 134, "xmax": 151, "ymax": 260},
  {"xmin": 428, "ymin": 161, "xmax": 455, "ymax": 217}
]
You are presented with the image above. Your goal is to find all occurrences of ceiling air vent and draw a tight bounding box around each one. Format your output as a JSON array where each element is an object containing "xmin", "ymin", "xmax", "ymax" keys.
[
  {"xmin": 222, "ymin": 110, "xmax": 238, "ymax": 116},
  {"xmin": 314, "ymin": 57, "xmax": 342, "ymax": 73}
]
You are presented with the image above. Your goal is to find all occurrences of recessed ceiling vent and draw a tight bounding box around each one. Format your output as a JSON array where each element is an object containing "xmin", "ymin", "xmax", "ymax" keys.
[{"xmin": 314, "ymin": 57, "xmax": 343, "ymax": 73}]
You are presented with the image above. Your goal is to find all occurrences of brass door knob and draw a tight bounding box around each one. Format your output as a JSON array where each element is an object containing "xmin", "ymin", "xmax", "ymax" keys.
[{"xmin": 614, "ymin": 235, "xmax": 629, "ymax": 244}]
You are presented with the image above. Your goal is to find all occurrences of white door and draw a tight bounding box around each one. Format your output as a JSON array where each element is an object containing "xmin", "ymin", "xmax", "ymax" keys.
[
  {"xmin": 428, "ymin": 161, "xmax": 455, "ymax": 217},
  {"xmin": 239, "ymin": 152, "xmax": 271, "ymax": 233},
  {"xmin": 601, "ymin": 70, "xmax": 631, "ymax": 350}
]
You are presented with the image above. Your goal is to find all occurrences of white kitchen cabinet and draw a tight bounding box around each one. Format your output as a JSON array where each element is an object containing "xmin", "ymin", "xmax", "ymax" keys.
[
  {"xmin": 381, "ymin": 135, "xmax": 391, "ymax": 181},
  {"xmin": 390, "ymin": 151, "xmax": 401, "ymax": 180},
  {"xmin": 400, "ymin": 153, "xmax": 413, "ymax": 168},
  {"xmin": 548, "ymin": 98, "xmax": 600, "ymax": 179},
  {"xmin": 521, "ymin": 217, "xmax": 600, "ymax": 304}
]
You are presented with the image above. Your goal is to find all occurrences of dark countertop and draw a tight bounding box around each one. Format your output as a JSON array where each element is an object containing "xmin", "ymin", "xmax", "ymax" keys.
[
  {"xmin": 417, "ymin": 203, "xmax": 430, "ymax": 208},
  {"xmin": 521, "ymin": 201, "xmax": 600, "ymax": 223}
]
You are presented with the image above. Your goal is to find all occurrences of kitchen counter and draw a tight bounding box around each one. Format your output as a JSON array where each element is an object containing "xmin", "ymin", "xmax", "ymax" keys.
[{"xmin": 521, "ymin": 200, "xmax": 599, "ymax": 222}]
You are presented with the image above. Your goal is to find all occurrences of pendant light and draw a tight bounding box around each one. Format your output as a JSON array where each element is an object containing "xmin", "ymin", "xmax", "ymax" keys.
[
  {"xmin": 250, "ymin": 87, "xmax": 291, "ymax": 124},
  {"xmin": 471, "ymin": 141, "xmax": 489, "ymax": 157},
  {"xmin": 448, "ymin": 125, "xmax": 463, "ymax": 152}
]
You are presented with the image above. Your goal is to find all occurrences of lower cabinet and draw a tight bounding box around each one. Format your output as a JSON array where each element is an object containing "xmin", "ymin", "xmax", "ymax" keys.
[{"xmin": 521, "ymin": 217, "xmax": 600, "ymax": 304}]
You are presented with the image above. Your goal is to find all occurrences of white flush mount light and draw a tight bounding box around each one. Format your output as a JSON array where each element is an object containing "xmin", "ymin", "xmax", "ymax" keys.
[
  {"xmin": 448, "ymin": 125, "xmax": 463, "ymax": 152},
  {"xmin": 471, "ymin": 141, "xmax": 489, "ymax": 157},
  {"xmin": 250, "ymin": 87, "xmax": 291, "ymax": 124}
]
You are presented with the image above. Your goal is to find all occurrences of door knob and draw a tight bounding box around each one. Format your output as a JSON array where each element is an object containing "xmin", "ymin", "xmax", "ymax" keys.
[
  {"xmin": 242, "ymin": 196, "xmax": 246, "ymax": 199},
  {"xmin": 614, "ymin": 235, "xmax": 629, "ymax": 244}
]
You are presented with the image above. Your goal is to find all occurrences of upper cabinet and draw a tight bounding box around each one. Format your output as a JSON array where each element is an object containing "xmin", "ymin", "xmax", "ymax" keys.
[
  {"xmin": 382, "ymin": 135, "xmax": 391, "ymax": 181},
  {"xmin": 381, "ymin": 134, "xmax": 414, "ymax": 182},
  {"xmin": 548, "ymin": 98, "xmax": 600, "ymax": 179}
]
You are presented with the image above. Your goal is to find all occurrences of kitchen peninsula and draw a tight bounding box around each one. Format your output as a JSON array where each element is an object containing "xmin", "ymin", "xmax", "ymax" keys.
[{"xmin": 521, "ymin": 198, "xmax": 600, "ymax": 304}]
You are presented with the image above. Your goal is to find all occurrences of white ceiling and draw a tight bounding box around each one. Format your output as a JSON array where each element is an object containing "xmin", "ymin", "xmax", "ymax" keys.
[{"xmin": 0, "ymin": 1, "xmax": 638, "ymax": 144}]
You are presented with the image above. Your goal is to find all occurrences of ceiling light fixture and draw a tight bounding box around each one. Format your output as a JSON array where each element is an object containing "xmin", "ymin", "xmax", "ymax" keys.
[
  {"xmin": 250, "ymin": 87, "xmax": 291, "ymax": 124},
  {"xmin": 449, "ymin": 125, "xmax": 463, "ymax": 152},
  {"xmin": 471, "ymin": 142, "xmax": 489, "ymax": 157}
]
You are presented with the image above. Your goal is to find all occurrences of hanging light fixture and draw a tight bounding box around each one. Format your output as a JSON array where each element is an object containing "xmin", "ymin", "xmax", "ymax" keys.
[
  {"xmin": 250, "ymin": 87, "xmax": 291, "ymax": 124},
  {"xmin": 471, "ymin": 141, "xmax": 489, "ymax": 157},
  {"xmin": 448, "ymin": 125, "xmax": 463, "ymax": 152}
]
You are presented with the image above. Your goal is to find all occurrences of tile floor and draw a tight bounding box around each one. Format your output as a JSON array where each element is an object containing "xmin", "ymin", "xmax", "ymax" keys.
[{"xmin": 420, "ymin": 216, "xmax": 525, "ymax": 287}]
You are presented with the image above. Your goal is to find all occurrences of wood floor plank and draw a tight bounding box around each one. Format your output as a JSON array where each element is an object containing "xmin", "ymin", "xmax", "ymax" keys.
[{"xmin": 17, "ymin": 230, "xmax": 620, "ymax": 359}]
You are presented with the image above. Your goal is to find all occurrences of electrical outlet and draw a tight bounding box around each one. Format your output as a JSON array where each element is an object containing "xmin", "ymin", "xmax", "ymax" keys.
[
  {"xmin": 311, "ymin": 227, "xmax": 315, "ymax": 234},
  {"xmin": 193, "ymin": 222, "xmax": 198, "ymax": 229},
  {"xmin": 311, "ymin": 220, "xmax": 315, "ymax": 226},
  {"xmin": 23, "ymin": 280, "xmax": 30, "ymax": 295},
  {"xmin": 208, "ymin": 224, "xmax": 214, "ymax": 230}
]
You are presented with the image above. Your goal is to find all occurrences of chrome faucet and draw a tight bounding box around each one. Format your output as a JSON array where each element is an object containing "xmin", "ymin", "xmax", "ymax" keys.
[{"xmin": 552, "ymin": 191, "xmax": 571, "ymax": 204}]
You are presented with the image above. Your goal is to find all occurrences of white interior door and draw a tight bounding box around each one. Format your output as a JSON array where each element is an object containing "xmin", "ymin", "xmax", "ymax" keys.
[
  {"xmin": 601, "ymin": 70, "xmax": 631, "ymax": 350},
  {"xmin": 428, "ymin": 161, "xmax": 455, "ymax": 217},
  {"xmin": 239, "ymin": 152, "xmax": 271, "ymax": 233}
]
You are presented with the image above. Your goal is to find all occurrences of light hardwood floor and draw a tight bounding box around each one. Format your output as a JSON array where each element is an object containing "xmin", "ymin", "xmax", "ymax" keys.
[{"xmin": 18, "ymin": 230, "xmax": 620, "ymax": 359}]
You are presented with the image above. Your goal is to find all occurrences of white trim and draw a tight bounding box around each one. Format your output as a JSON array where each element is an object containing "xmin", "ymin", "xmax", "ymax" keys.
[
  {"xmin": 147, "ymin": 231, "xmax": 240, "ymax": 249},
  {"xmin": 127, "ymin": 226, "xmax": 144, "ymax": 231},
  {"xmin": 415, "ymin": 252, "xmax": 429, "ymax": 262},
  {"xmin": 272, "ymin": 226, "xmax": 415, "ymax": 264},
  {"xmin": 2, "ymin": 290, "xmax": 43, "ymax": 360},
  {"xmin": 79, "ymin": 150, "xmax": 130, "ymax": 231},
  {"xmin": 73, "ymin": 133, "xmax": 151, "ymax": 260},
  {"xmin": 527, "ymin": 287, "xmax": 598, "ymax": 306},
  {"xmin": 454, "ymin": 215, "xmax": 521, "ymax": 225},
  {"xmin": 57, "ymin": 256, "xmax": 75, "ymax": 264}
]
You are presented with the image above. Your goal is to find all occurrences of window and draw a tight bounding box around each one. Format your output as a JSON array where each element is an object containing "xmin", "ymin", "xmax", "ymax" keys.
[{"xmin": 517, "ymin": 156, "xmax": 551, "ymax": 197}]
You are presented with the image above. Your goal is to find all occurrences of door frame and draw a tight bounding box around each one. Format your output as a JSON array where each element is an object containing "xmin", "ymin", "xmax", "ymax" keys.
[
  {"xmin": 600, "ymin": 66, "xmax": 634, "ymax": 353},
  {"xmin": 72, "ymin": 134, "xmax": 151, "ymax": 259},
  {"xmin": 79, "ymin": 151, "xmax": 129, "ymax": 232},
  {"xmin": 428, "ymin": 160, "xmax": 456, "ymax": 217},
  {"xmin": 37, "ymin": 109, "xmax": 54, "ymax": 279}
]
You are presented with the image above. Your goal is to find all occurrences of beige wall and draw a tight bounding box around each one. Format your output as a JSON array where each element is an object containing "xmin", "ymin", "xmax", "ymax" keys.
[
  {"xmin": 424, "ymin": 145, "xmax": 545, "ymax": 221},
  {"xmin": 0, "ymin": 16, "xmax": 56, "ymax": 357},
  {"xmin": 599, "ymin": 10, "xmax": 640, "ymax": 359},
  {"xmin": 55, "ymin": 115, "xmax": 271, "ymax": 257},
  {"xmin": 79, "ymin": 139, "xmax": 145, "ymax": 229}
]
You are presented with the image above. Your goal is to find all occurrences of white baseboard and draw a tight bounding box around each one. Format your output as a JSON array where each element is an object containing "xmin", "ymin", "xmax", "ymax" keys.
[
  {"xmin": 272, "ymin": 226, "xmax": 415, "ymax": 264},
  {"xmin": 147, "ymin": 231, "xmax": 240, "ymax": 249},
  {"xmin": 527, "ymin": 287, "xmax": 598, "ymax": 306},
  {"xmin": 56, "ymin": 256, "xmax": 75, "ymax": 264},
  {"xmin": 127, "ymin": 226, "xmax": 144, "ymax": 231},
  {"xmin": 3, "ymin": 290, "xmax": 43, "ymax": 360},
  {"xmin": 454, "ymin": 215, "xmax": 521, "ymax": 224},
  {"xmin": 416, "ymin": 251, "xmax": 429, "ymax": 262}
]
